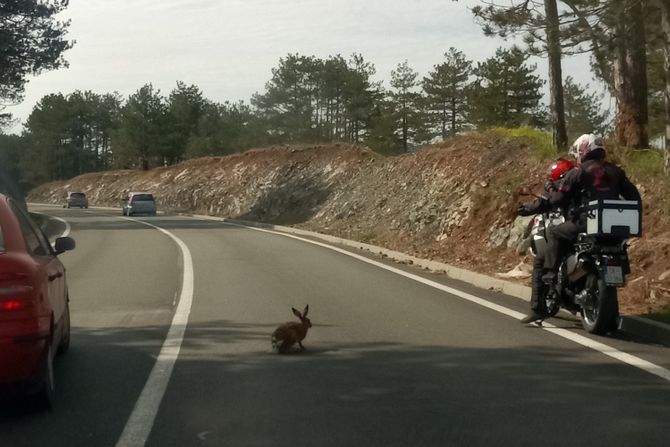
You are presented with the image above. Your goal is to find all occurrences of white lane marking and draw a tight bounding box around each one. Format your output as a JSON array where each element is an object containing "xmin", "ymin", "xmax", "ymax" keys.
[
  {"xmin": 219, "ymin": 220, "xmax": 670, "ymax": 383},
  {"xmin": 543, "ymin": 328, "xmax": 670, "ymax": 381},
  {"xmin": 52, "ymin": 216, "xmax": 71, "ymax": 238},
  {"xmin": 29, "ymin": 211, "xmax": 70, "ymax": 246},
  {"xmin": 115, "ymin": 217, "xmax": 195, "ymax": 447}
]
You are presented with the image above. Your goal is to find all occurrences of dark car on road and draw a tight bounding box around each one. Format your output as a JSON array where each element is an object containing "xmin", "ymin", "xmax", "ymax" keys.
[
  {"xmin": 65, "ymin": 192, "xmax": 88, "ymax": 209},
  {"xmin": 0, "ymin": 194, "xmax": 75, "ymax": 407}
]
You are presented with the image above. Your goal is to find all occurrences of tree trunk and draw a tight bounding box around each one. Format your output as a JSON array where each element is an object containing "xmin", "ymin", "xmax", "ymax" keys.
[
  {"xmin": 326, "ymin": 99, "xmax": 332, "ymax": 141},
  {"xmin": 661, "ymin": 0, "xmax": 670, "ymax": 173},
  {"xmin": 544, "ymin": 0, "xmax": 568, "ymax": 150},
  {"xmin": 566, "ymin": 0, "xmax": 648, "ymax": 147},
  {"xmin": 402, "ymin": 97, "xmax": 409, "ymax": 152},
  {"xmin": 614, "ymin": 1, "xmax": 649, "ymax": 148},
  {"xmin": 613, "ymin": 31, "xmax": 631, "ymax": 144},
  {"xmin": 629, "ymin": 0, "xmax": 649, "ymax": 148},
  {"xmin": 335, "ymin": 85, "xmax": 342, "ymax": 140},
  {"xmin": 354, "ymin": 119, "xmax": 359, "ymax": 143},
  {"xmin": 451, "ymin": 97, "xmax": 456, "ymax": 137}
]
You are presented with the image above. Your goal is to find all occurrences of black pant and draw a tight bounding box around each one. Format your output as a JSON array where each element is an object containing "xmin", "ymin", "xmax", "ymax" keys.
[
  {"xmin": 544, "ymin": 221, "xmax": 585, "ymax": 272},
  {"xmin": 530, "ymin": 255, "xmax": 547, "ymax": 313}
]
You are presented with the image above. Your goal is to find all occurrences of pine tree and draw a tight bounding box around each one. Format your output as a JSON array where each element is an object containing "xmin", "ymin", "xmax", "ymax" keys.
[
  {"xmin": 0, "ymin": 0, "xmax": 73, "ymax": 126},
  {"xmin": 22, "ymin": 93, "xmax": 72, "ymax": 184},
  {"xmin": 563, "ymin": 76, "xmax": 611, "ymax": 141},
  {"xmin": 92, "ymin": 93, "xmax": 122, "ymax": 170},
  {"xmin": 319, "ymin": 55, "xmax": 349, "ymax": 141},
  {"xmin": 469, "ymin": 47, "xmax": 545, "ymax": 128},
  {"xmin": 251, "ymin": 54, "xmax": 319, "ymax": 142},
  {"xmin": 0, "ymin": 134, "xmax": 26, "ymax": 192},
  {"xmin": 389, "ymin": 60, "xmax": 424, "ymax": 152},
  {"xmin": 366, "ymin": 98, "xmax": 402, "ymax": 155},
  {"xmin": 187, "ymin": 100, "xmax": 264, "ymax": 157},
  {"xmin": 342, "ymin": 54, "xmax": 382, "ymax": 143},
  {"xmin": 422, "ymin": 48, "xmax": 472, "ymax": 139},
  {"xmin": 562, "ymin": 0, "xmax": 649, "ymax": 148},
  {"xmin": 165, "ymin": 82, "xmax": 206, "ymax": 164},
  {"xmin": 20, "ymin": 91, "xmax": 121, "ymax": 184},
  {"xmin": 472, "ymin": 0, "xmax": 567, "ymax": 149},
  {"xmin": 115, "ymin": 84, "xmax": 167, "ymax": 170}
]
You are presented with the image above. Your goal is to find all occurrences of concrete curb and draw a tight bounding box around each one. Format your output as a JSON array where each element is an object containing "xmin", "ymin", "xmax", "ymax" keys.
[
  {"xmin": 28, "ymin": 202, "xmax": 670, "ymax": 345},
  {"xmin": 618, "ymin": 316, "xmax": 670, "ymax": 346}
]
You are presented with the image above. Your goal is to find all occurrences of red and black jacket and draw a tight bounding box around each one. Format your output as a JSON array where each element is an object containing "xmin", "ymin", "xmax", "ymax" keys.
[{"xmin": 547, "ymin": 159, "xmax": 641, "ymax": 224}]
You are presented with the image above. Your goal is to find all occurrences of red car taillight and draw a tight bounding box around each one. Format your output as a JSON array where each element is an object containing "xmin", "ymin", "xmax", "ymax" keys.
[
  {"xmin": 0, "ymin": 272, "xmax": 34, "ymax": 313},
  {"xmin": 1, "ymin": 300, "xmax": 23, "ymax": 311},
  {"xmin": 0, "ymin": 286, "xmax": 34, "ymax": 310}
]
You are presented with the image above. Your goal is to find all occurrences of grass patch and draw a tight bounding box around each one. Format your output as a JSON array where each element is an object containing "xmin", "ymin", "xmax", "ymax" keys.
[
  {"xmin": 623, "ymin": 149, "xmax": 665, "ymax": 179},
  {"xmin": 493, "ymin": 127, "xmax": 557, "ymax": 161},
  {"xmin": 604, "ymin": 142, "xmax": 666, "ymax": 178},
  {"xmin": 645, "ymin": 306, "xmax": 670, "ymax": 325},
  {"xmin": 607, "ymin": 145, "xmax": 670, "ymax": 213}
]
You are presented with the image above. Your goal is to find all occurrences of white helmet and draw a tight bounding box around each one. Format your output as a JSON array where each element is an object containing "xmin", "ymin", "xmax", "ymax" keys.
[{"xmin": 569, "ymin": 133, "xmax": 605, "ymax": 163}]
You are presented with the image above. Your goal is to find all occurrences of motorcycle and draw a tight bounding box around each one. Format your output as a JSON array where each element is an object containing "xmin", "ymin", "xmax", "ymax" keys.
[{"xmin": 522, "ymin": 188, "xmax": 641, "ymax": 335}]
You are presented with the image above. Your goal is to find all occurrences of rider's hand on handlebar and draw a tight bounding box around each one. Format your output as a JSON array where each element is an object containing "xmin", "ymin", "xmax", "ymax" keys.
[{"xmin": 517, "ymin": 203, "xmax": 535, "ymax": 217}]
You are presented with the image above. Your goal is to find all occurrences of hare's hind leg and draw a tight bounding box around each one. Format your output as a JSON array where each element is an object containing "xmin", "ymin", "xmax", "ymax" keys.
[
  {"xmin": 278, "ymin": 339, "xmax": 292, "ymax": 354},
  {"xmin": 298, "ymin": 341, "xmax": 305, "ymax": 351}
]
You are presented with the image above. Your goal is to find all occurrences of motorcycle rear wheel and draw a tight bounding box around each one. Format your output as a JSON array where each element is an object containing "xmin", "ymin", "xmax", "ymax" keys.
[{"xmin": 580, "ymin": 274, "xmax": 618, "ymax": 335}]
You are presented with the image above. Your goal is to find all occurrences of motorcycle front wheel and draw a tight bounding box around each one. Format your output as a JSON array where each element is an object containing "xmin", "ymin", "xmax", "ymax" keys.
[
  {"xmin": 540, "ymin": 283, "xmax": 561, "ymax": 318},
  {"xmin": 580, "ymin": 274, "xmax": 618, "ymax": 335}
]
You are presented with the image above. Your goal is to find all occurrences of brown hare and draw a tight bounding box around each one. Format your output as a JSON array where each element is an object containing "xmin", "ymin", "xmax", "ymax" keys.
[{"xmin": 271, "ymin": 305, "xmax": 311, "ymax": 353}]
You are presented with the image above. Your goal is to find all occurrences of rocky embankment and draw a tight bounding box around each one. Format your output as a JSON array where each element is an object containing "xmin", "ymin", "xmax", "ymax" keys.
[{"xmin": 29, "ymin": 133, "xmax": 670, "ymax": 316}]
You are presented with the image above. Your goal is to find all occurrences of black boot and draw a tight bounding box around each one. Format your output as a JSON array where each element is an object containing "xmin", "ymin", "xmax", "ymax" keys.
[{"xmin": 520, "ymin": 310, "xmax": 546, "ymax": 324}]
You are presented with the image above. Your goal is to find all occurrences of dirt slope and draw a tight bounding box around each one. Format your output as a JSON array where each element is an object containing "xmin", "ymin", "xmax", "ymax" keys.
[{"xmin": 28, "ymin": 132, "xmax": 670, "ymax": 316}]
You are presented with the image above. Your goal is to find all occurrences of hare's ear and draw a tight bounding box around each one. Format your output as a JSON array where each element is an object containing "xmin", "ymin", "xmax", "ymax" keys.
[
  {"xmin": 303, "ymin": 305, "xmax": 309, "ymax": 317},
  {"xmin": 292, "ymin": 307, "xmax": 302, "ymax": 318}
]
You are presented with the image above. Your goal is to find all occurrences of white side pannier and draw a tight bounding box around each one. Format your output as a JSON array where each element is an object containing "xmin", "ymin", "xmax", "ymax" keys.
[{"xmin": 586, "ymin": 200, "xmax": 642, "ymax": 238}]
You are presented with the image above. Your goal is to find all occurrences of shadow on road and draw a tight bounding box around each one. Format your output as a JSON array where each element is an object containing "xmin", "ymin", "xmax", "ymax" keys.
[{"xmin": 1, "ymin": 319, "xmax": 669, "ymax": 447}]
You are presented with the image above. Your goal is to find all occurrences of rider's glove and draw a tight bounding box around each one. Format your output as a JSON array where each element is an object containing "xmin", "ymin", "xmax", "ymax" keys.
[
  {"xmin": 544, "ymin": 181, "xmax": 557, "ymax": 193},
  {"xmin": 516, "ymin": 203, "xmax": 536, "ymax": 217}
]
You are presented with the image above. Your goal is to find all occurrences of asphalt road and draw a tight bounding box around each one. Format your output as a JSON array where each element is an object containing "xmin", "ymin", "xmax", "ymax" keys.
[{"xmin": 1, "ymin": 206, "xmax": 669, "ymax": 447}]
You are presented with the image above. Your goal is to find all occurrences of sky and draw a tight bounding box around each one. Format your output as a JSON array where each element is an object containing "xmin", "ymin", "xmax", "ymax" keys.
[{"xmin": 4, "ymin": 0, "xmax": 604, "ymax": 134}]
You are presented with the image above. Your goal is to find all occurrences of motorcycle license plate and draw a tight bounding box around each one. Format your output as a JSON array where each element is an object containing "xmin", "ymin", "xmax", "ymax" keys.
[{"xmin": 604, "ymin": 265, "xmax": 624, "ymax": 286}]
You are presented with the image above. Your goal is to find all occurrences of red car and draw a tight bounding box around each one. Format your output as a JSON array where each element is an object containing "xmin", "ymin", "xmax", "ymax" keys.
[{"xmin": 0, "ymin": 194, "xmax": 75, "ymax": 407}]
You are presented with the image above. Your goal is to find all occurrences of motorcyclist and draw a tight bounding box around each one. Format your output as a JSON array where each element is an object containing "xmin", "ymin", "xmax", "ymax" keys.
[
  {"xmin": 539, "ymin": 134, "xmax": 642, "ymax": 286},
  {"xmin": 517, "ymin": 158, "xmax": 576, "ymax": 323}
]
